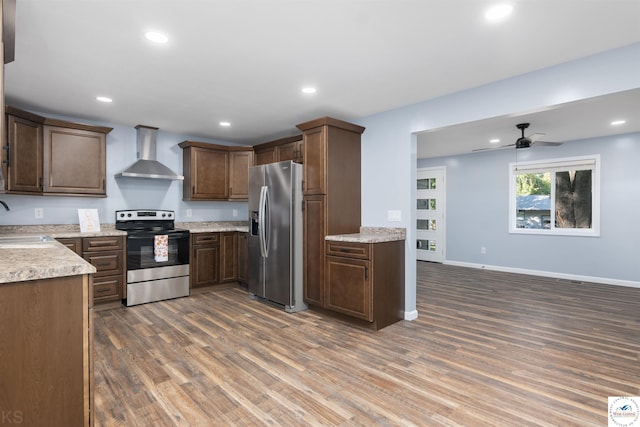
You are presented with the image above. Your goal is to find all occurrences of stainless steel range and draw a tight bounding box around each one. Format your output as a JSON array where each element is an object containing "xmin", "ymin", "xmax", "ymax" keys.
[{"xmin": 116, "ymin": 209, "xmax": 190, "ymax": 306}]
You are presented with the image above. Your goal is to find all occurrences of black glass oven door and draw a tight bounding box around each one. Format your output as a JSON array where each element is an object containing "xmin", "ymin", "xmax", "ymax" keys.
[{"xmin": 126, "ymin": 230, "xmax": 189, "ymax": 270}]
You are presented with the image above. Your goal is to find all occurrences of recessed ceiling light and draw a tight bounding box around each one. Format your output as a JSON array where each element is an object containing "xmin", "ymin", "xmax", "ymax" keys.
[
  {"xmin": 489, "ymin": 138, "xmax": 501, "ymax": 144},
  {"xmin": 96, "ymin": 96, "xmax": 112, "ymax": 103},
  {"xmin": 301, "ymin": 87, "xmax": 317, "ymax": 94},
  {"xmin": 610, "ymin": 119, "xmax": 626, "ymax": 126},
  {"xmin": 485, "ymin": 3, "xmax": 513, "ymax": 21},
  {"xmin": 145, "ymin": 31, "xmax": 169, "ymax": 44},
  {"xmin": 219, "ymin": 121, "xmax": 231, "ymax": 127}
]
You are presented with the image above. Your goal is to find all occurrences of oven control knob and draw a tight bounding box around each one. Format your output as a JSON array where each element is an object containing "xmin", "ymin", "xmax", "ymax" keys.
[
  {"xmin": 167, "ymin": 213, "xmax": 172, "ymax": 218},
  {"xmin": 119, "ymin": 213, "xmax": 124, "ymax": 218},
  {"xmin": 127, "ymin": 213, "xmax": 132, "ymax": 217}
]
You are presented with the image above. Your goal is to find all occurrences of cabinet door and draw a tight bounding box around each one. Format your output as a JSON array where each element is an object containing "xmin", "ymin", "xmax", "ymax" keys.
[
  {"xmin": 303, "ymin": 195, "xmax": 326, "ymax": 306},
  {"xmin": 0, "ymin": 275, "xmax": 90, "ymax": 426},
  {"xmin": 43, "ymin": 125, "xmax": 106, "ymax": 195},
  {"xmin": 326, "ymin": 255, "xmax": 372, "ymax": 321},
  {"xmin": 191, "ymin": 233, "xmax": 221, "ymax": 287},
  {"xmin": 220, "ymin": 232, "xmax": 238, "ymax": 282},
  {"xmin": 6, "ymin": 114, "xmax": 42, "ymax": 193},
  {"xmin": 237, "ymin": 232, "xmax": 248, "ymax": 284},
  {"xmin": 277, "ymin": 139, "xmax": 303, "ymax": 163},
  {"xmin": 254, "ymin": 147, "xmax": 276, "ymax": 165},
  {"xmin": 229, "ymin": 151, "xmax": 252, "ymax": 200},
  {"xmin": 302, "ymin": 126, "xmax": 326, "ymax": 195},
  {"xmin": 186, "ymin": 147, "xmax": 229, "ymax": 200}
]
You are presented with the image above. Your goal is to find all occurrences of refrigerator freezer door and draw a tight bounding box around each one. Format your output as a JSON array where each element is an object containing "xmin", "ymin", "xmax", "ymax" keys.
[
  {"xmin": 248, "ymin": 165, "xmax": 266, "ymax": 298},
  {"xmin": 263, "ymin": 162, "xmax": 293, "ymax": 306}
]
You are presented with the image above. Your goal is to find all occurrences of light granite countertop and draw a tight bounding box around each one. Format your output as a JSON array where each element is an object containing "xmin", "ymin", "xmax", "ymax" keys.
[
  {"xmin": 0, "ymin": 221, "xmax": 249, "ymax": 284},
  {"xmin": 326, "ymin": 227, "xmax": 406, "ymax": 243},
  {"xmin": 0, "ymin": 240, "xmax": 96, "ymax": 284},
  {"xmin": 0, "ymin": 223, "xmax": 127, "ymax": 238},
  {"xmin": 177, "ymin": 221, "xmax": 249, "ymax": 233}
]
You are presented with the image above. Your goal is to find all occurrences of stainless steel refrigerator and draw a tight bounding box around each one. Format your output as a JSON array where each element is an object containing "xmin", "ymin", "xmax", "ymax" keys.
[{"xmin": 248, "ymin": 160, "xmax": 306, "ymax": 313}]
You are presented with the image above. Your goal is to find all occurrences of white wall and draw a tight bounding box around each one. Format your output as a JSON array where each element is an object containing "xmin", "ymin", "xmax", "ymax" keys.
[
  {"xmin": 419, "ymin": 132, "xmax": 640, "ymax": 285},
  {"xmin": 359, "ymin": 42, "xmax": 640, "ymax": 318}
]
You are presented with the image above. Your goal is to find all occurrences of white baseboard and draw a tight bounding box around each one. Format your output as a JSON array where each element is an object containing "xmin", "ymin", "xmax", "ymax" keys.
[
  {"xmin": 444, "ymin": 260, "xmax": 640, "ymax": 289},
  {"xmin": 404, "ymin": 310, "xmax": 418, "ymax": 321}
]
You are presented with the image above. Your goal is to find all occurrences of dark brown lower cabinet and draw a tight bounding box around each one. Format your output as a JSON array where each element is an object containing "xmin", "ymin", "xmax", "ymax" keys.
[
  {"xmin": 190, "ymin": 232, "xmax": 220, "ymax": 288},
  {"xmin": 325, "ymin": 239, "xmax": 404, "ymax": 330},
  {"xmin": 57, "ymin": 235, "xmax": 125, "ymax": 305},
  {"xmin": 237, "ymin": 232, "xmax": 248, "ymax": 284},
  {"xmin": 303, "ymin": 195, "xmax": 326, "ymax": 306},
  {"xmin": 220, "ymin": 232, "xmax": 238, "ymax": 282},
  {"xmin": 0, "ymin": 274, "xmax": 93, "ymax": 426}
]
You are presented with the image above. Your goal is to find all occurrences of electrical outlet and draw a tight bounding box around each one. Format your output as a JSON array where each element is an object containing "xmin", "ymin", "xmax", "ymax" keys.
[
  {"xmin": 387, "ymin": 210, "xmax": 402, "ymax": 222},
  {"xmin": 35, "ymin": 208, "xmax": 44, "ymax": 219},
  {"xmin": 233, "ymin": 209, "xmax": 238, "ymax": 217},
  {"xmin": 480, "ymin": 247, "xmax": 487, "ymax": 254},
  {"xmin": 186, "ymin": 209, "xmax": 192, "ymax": 218}
]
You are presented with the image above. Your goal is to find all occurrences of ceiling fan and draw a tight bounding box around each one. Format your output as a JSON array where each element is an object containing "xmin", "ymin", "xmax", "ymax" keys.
[{"xmin": 473, "ymin": 123, "xmax": 563, "ymax": 152}]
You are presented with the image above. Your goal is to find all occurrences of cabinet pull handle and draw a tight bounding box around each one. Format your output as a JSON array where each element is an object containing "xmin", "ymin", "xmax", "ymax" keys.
[
  {"xmin": 2, "ymin": 144, "xmax": 10, "ymax": 165},
  {"xmin": 365, "ymin": 266, "xmax": 368, "ymax": 280},
  {"xmin": 192, "ymin": 186, "xmax": 195, "ymax": 195},
  {"xmin": 92, "ymin": 240, "xmax": 115, "ymax": 247},
  {"xmin": 336, "ymin": 247, "xmax": 356, "ymax": 253}
]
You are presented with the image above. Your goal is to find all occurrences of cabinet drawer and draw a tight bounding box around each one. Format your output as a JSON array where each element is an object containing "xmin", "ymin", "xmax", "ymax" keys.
[
  {"xmin": 93, "ymin": 275, "xmax": 123, "ymax": 301},
  {"xmin": 83, "ymin": 251, "xmax": 122, "ymax": 277},
  {"xmin": 56, "ymin": 237, "xmax": 83, "ymax": 256},
  {"xmin": 192, "ymin": 233, "xmax": 219, "ymax": 245},
  {"xmin": 326, "ymin": 241, "xmax": 370, "ymax": 259},
  {"xmin": 82, "ymin": 236, "xmax": 124, "ymax": 252}
]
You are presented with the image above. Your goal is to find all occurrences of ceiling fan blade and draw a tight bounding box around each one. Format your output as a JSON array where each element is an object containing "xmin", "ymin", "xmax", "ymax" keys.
[
  {"xmin": 533, "ymin": 140, "xmax": 563, "ymax": 146},
  {"xmin": 527, "ymin": 132, "xmax": 546, "ymax": 142},
  {"xmin": 472, "ymin": 143, "xmax": 514, "ymax": 152}
]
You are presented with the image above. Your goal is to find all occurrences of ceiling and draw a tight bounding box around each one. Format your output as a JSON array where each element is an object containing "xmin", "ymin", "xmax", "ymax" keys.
[
  {"xmin": 417, "ymin": 87, "xmax": 640, "ymax": 159},
  {"xmin": 5, "ymin": 0, "xmax": 640, "ymax": 147}
]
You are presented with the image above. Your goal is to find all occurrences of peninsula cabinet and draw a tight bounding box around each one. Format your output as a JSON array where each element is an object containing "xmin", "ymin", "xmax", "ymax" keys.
[
  {"xmin": 179, "ymin": 140, "xmax": 253, "ymax": 201},
  {"xmin": 296, "ymin": 117, "xmax": 365, "ymax": 307},
  {"xmin": 253, "ymin": 135, "xmax": 303, "ymax": 165},
  {"xmin": 3, "ymin": 106, "xmax": 112, "ymax": 196},
  {"xmin": 0, "ymin": 274, "xmax": 94, "ymax": 426},
  {"xmin": 325, "ymin": 239, "xmax": 404, "ymax": 330}
]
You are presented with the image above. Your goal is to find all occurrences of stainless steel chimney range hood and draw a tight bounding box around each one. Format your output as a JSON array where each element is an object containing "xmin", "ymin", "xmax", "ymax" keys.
[{"xmin": 115, "ymin": 125, "xmax": 184, "ymax": 180}]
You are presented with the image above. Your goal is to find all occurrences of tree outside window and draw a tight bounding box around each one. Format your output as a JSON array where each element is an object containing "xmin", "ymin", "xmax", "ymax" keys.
[{"xmin": 509, "ymin": 155, "xmax": 599, "ymax": 236}]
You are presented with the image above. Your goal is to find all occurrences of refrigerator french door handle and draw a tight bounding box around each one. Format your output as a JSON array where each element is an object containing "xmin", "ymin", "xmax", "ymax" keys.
[{"xmin": 259, "ymin": 185, "xmax": 269, "ymax": 258}]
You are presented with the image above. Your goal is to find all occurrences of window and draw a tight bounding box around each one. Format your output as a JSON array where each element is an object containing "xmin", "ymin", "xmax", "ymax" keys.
[{"xmin": 509, "ymin": 155, "xmax": 600, "ymax": 236}]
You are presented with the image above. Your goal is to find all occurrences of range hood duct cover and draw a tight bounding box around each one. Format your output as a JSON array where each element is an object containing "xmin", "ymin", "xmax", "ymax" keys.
[{"xmin": 116, "ymin": 125, "xmax": 184, "ymax": 180}]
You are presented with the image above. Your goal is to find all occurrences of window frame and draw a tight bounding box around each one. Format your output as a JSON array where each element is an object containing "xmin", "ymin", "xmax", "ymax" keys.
[{"xmin": 508, "ymin": 154, "xmax": 600, "ymax": 237}]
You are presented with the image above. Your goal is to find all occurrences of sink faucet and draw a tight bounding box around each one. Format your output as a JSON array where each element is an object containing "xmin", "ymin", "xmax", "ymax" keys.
[{"xmin": 0, "ymin": 200, "xmax": 9, "ymax": 211}]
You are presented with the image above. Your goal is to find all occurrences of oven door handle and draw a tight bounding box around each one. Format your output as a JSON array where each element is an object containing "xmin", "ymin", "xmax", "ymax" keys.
[{"xmin": 127, "ymin": 232, "xmax": 188, "ymax": 240}]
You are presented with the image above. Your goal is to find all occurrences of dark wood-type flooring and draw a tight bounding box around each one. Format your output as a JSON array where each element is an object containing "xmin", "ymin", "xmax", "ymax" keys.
[{"xmin": 94, "ymin": 262, "xmax": 640, "ymax": 426}]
